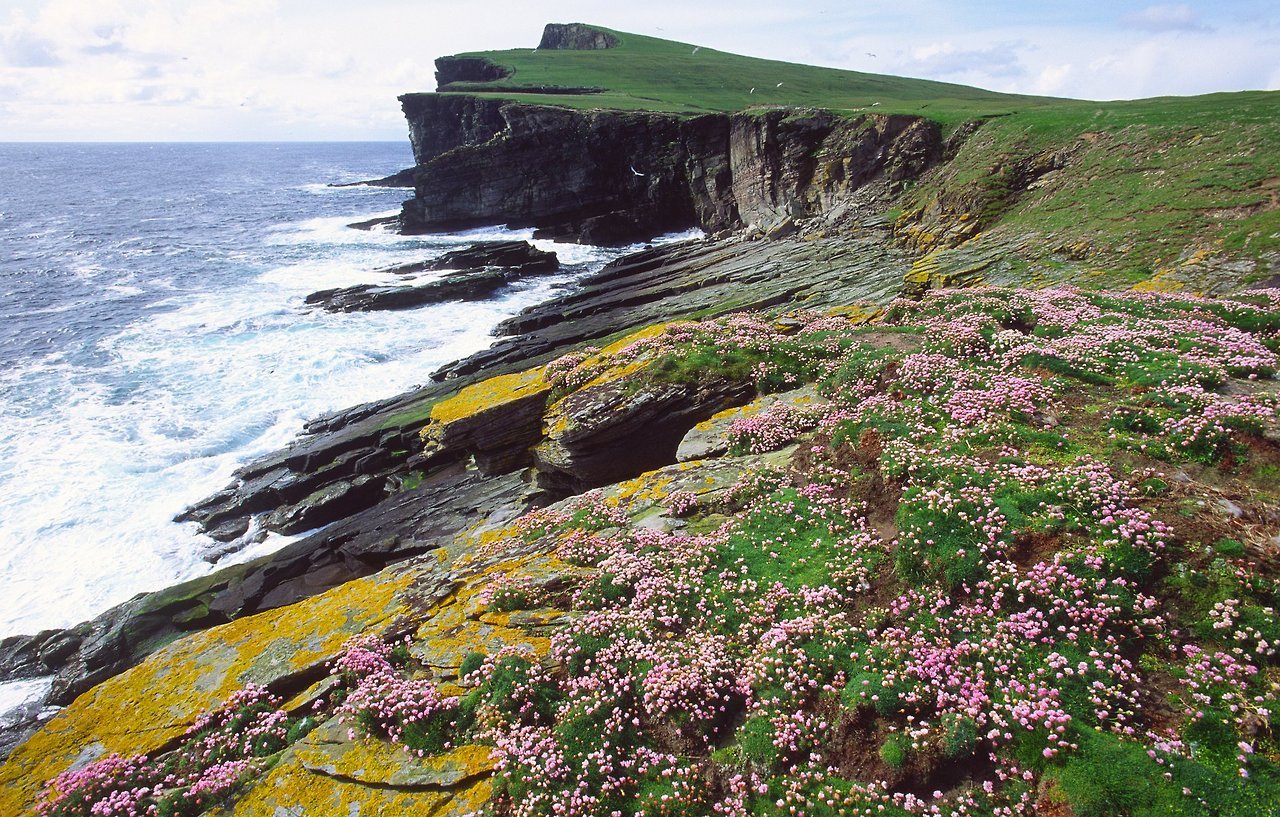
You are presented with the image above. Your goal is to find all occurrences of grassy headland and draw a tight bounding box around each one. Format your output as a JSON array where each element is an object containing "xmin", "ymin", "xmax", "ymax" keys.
[{"xmin": 436, "ymin": 25, "xmax": 1279, "ymax": 289}]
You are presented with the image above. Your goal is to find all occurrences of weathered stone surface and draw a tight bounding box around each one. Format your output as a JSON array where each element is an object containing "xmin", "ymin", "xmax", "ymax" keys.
[
  {"xmin": 677, "ymin": 385, "xmax": 828, "ymax": 462},
  {"xmin": 295, "ymin": 720, "xmax": 496, "ymax": 789},
  {"xmin": 397, "ymin": 94, "xmax": 941, "ymax": 244},
  {"xmin": 538, "ymin": 23, "xmax": 620, "ymax": 50},
  {"xmin": 535, "ymin": 377, "xmax": 756, "ymax": 494},
  {"xmin": 419, "ymin": 367, "xmax": 552, "ymax": 474},
  {"xmin": 434, "ymin": 234, "xmax": 911, "ymax": 381}
]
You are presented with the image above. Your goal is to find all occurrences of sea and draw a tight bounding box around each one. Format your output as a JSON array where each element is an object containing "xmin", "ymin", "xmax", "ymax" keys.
[{"xmin": 0, "ymin": 142, "xmax": 678, "ymax": 674}]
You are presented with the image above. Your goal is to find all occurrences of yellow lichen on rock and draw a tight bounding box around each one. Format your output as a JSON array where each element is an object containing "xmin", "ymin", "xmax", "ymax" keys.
[
  {"xmin": 427, "ymin": 367, "xmax": 549, "ymax": 426},
  {"xmin": 0, "ymin": 569, "xmax": 414, "ymax": 816},
  {"xmin": 212, "ymin": 740, "xmax": 491, "ymax": 817}
]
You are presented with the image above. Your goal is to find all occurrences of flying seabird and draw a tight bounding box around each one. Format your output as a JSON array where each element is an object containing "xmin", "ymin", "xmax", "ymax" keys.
[
  {"xmin": 776, "ymin": 82, "xmax": 784, "ymax": 87},
  {"xmin": 630, "ymin": 165, "xmax": 646, "ymax": 177}
]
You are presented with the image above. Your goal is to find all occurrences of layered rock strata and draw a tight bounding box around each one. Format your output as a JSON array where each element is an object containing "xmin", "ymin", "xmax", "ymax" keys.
[{"xmin": 397, "ymin": 96, "xmax": 940, "ymax": 244}]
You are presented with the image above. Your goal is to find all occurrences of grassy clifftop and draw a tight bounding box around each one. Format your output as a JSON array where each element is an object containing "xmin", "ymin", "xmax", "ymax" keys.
[
  {"xmin": 432, "ymin": 24, "xmax": 1278, "ymax": 290},
  {"xmin": 437, "ymin": 24, "xmax": 1064, "ymax": 126}
]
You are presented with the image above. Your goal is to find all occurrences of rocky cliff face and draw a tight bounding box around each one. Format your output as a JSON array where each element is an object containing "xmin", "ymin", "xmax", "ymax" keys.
[
  {"xmin": 538, "ymin": 22, "xmax": 619, "ymax": 50},
  {"xmin": 397, "ymin": 95, "xmax": 942, "ymax": 244}
]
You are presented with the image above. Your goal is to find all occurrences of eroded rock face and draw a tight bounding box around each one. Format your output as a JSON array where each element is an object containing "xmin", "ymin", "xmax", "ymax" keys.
[
  {"xmin": 538, "ymin": 23, "xmax": 620, "ymax": 50},
  {"xmin": 534, "ymin": 378, "xmax": 756, "ymax": 494},
  {"xmin": 396, "ymin": 98, "xmax": 942, "ymax": 244},
  {"xmin": 433, "ymin": 55, "xmax": 513, "ymax": 87}
]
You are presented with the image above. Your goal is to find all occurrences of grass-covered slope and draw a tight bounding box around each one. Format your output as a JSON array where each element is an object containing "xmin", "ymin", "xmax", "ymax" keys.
[
  {"xmin": 438, "ymin": 25, "xmax": 1065, "ymax": 127},
  {"xmin": 895, "ymin": 91, "xmax": 1280, "ymax": 289}
]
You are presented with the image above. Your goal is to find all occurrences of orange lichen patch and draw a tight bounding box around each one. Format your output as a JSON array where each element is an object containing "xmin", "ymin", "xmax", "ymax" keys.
[
  {"xmin": 1131, "ymin": 268, "xmax": 1186, "ymax": 293},
  {"xmin": 0, "ymin": 569, "xmax": 413, "ymax": 816},
  {"xmin": 824, "ymin": 303, "xmax": 882, "ymax": 325},
  {"xmin": 291, "ymin": 720, "xmax": 496, "ymax": 790},
  {"xmin": 409, "ymin": 556, "xmax": 565, "ymax": 671},
  {"xmin": 427, "ymin": 367, "xmax": 549, "ymax": 427},
  {"xmin": 213, "ymin": 742, "xmax": 492, "ymax": 817}
]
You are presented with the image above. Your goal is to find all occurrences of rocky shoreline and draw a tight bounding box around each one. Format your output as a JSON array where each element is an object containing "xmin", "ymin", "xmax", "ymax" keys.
[{"xmin": 0, "ymin": 226, "xmax": 912, "ymax": 723}]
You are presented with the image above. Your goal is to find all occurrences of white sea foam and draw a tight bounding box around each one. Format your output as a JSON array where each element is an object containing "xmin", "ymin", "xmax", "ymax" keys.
[
  {"xmin": 0, "ymin": 677, "xmax": 52, "ymax": 718},
  {"xmin": 0, "ymin": 216, "xmax": 699, "ymax": 639}
]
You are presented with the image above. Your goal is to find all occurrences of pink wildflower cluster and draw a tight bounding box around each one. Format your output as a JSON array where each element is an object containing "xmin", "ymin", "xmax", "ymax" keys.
[
  {"xmin": 37, "ymin": 685, "xmax": 288, "ymax": 817},
  {"xmin": 331, "ymin": 634, "xmax": 462, "ymax": 755},
  {"xmin": 545, "ymin": 346, "xmax": 602, "ymax": 392},
  {"xmin": 726, "ymin": 401, "xmax": 822, "ymax": 454}
]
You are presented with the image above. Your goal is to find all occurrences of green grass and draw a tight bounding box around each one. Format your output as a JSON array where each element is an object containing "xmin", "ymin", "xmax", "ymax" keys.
[{"xmin": 435, "ymin": 25, "xmax": 1065, "ymax": 128}]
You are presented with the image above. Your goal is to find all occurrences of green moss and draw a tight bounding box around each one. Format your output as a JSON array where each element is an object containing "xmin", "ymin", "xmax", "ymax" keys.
[{"xmin": 878, "ymin": 733, "xmax": 910, "ymax": 768}]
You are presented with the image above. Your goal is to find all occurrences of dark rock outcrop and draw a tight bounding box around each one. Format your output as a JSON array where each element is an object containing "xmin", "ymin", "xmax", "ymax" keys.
[
  {"xmin": 304, "ymin": 242, "xmax": 559, "ymax": 313},
  {"xmin": 0, "ymin": 463, "xmax": 534, "ymax": 708},
  {"xmin": 538, "ymin": 23, "xmax": 620, "ymax": 50},
  {"xmin": 534, "ymin": 378, "xmax": 756, "ymax": 494},
  {"xmin": 397, "ymin": 96, "xmax": 942, "ymax": 244},
  {"xmin": 329, "ymin": 167, "xmax": 417, "ymax": 188},
  {"xmin": 434, "ymin": 55, "xmax": 512, "ymax": 87},
  {"xmin": 304, "ymin": 272, "xmax": 509, "ymax": 313},
  {"xmin": 425, "ymin": 240, "xmax": 560, "ymax": 273}
]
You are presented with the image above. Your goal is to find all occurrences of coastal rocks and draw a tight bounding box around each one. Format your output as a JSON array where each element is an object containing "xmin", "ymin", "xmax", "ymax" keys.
[
  {"xmin": 423, "ymin": 240, "xmax": 559, "ymax": 274},
  {"xmin": 433, "ymin": 234, "xmax": 913, "ymax": 381},
  {"xmin": 397, "ymin": 93, "xmax": 942, "ymax": 243},
  {"xmin": 399, "ymin": 94, "xmax": 508, "ymax": 166},
  {"xmin": 0, "ymin": 463, "xmax": 534, "ymax": 714},
  {"xmin": 418, "ymin": 367, "xmax": 552, "ymax": 475},
  {"xmin": 534, "ymin": 377, "xmax": 756, "ymax": 494},
  {"xmin": 305, "ymin": 269, "xmax": 514, "ymax": 312},
  {"xmin": 433, "ymin": 55, "xmax": 513, "ymax": 87},
  {"xmin": 304, "ymin": 241, "xmax": 559, "ymax": 313},
  {"xmin": 398, "ymin": 101, "xmax": 734, "ymax": 245}
]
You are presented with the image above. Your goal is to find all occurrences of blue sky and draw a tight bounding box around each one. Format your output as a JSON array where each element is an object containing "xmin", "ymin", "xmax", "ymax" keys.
[{"xmin": 0, "ymin": 0, "xmax": 1276, "ymax": 141}]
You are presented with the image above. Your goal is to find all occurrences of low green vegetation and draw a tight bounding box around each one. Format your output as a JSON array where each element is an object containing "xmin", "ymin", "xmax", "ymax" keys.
[{"xmin": 437, "ymin": 25, "xmax": 1060, "ymax": 126}]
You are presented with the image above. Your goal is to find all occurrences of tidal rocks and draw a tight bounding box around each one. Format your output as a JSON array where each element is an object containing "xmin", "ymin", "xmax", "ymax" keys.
[
  {"xmin": 424, "ymin": 240, "xmax": 560, "ymax": 273},
  {"xmin": 304, "ymin": 269, "xmax": 515, "ymax": 313},
  {"xmin": 304, "ymin": 241, "xmax": 559, "ymax": 313},
  {"xmin": 0, "ymin": 462, "xmax": 534, "ymax": 713}
]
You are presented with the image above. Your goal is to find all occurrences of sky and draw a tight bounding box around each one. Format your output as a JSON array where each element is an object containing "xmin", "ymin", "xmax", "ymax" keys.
[{"xmin": 0, "ymin": 0, "xmax": 1276, "ymax": 141}]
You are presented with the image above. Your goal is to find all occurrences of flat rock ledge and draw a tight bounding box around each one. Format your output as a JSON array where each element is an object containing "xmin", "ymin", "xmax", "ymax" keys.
[{"xmin": 305, "ymin": 241, "xmax": 559, "ymax": 313}]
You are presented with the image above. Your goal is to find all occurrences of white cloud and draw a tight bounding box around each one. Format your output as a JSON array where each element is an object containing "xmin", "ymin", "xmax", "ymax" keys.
[
  {"xmin": 1122, "ymin": 4, "xmax": 1210, "ymax": 33},
  {"xmin": 0, "ymin": 28, "xmax": 62, "ymax": 67},
  {"xmin": 0, "ymin": 1, "xmax": 1275, "ymax": 141},
  {"xmin": 901, "ymin": 41, "xmax": 1027, "ymax": 79}
]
